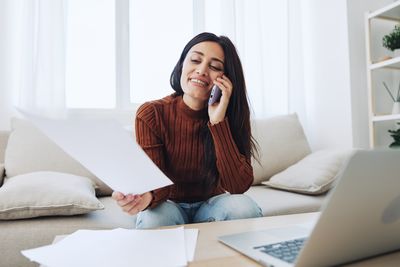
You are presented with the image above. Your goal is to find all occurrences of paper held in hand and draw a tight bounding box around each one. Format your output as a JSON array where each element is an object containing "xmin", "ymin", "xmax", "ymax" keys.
[{"xmin": 18, "ymin": 109, "xmax": 173, "ymax": 195}]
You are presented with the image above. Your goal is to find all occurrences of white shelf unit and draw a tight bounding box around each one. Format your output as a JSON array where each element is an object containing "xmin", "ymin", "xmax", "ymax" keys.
[{"xmin": 365, "ymin": 1, "xmax": 400, "ymax": 148}]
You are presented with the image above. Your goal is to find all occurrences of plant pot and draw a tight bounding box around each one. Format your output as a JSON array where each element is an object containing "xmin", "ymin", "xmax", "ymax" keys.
[
  {"xmin": 392, "ymin": 102, "xmax": 400, "ymax": 114},
  {"xmin": 394, "ymin": 49, "xmax": 400, "ymax": 58}
]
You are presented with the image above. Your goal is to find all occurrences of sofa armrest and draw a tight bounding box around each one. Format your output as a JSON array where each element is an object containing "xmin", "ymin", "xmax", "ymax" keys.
[{"xmin": 0, "ymin": 163, "xmax": 4, "ymax": 187}]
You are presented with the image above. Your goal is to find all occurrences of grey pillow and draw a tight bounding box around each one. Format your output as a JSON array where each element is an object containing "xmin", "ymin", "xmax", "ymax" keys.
[
  {"xmin": 0, "ymin": 171, "xmax": 104, "ymax": 220},
  {"xmin": 4, "ymin": 118, "xmax": 112, "ymax": 196}
]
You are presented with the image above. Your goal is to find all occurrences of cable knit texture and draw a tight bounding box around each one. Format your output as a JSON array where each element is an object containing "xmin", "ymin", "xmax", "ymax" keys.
[{"xmin": 135, "ymin": 94, "xmax": 254, "ymax": 208}]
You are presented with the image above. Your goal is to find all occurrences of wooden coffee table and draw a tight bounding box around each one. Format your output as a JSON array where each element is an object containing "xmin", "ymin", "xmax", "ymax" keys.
[{"xmin": 47, "ymin": 212, "xmax": 400, "ymax": 266}]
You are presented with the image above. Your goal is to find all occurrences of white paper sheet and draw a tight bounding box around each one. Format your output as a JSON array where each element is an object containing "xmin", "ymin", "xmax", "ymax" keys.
[
  {"xmin": 22, "ymin": 227, "xmax": 198, "ymax": 267},
  {"xmin": 184, "ymin": 229, "xmax": 199, "ymax": 261},
  {"xmin": 18, "ymin": 110, "xmax": 173, "ymax": 195}
]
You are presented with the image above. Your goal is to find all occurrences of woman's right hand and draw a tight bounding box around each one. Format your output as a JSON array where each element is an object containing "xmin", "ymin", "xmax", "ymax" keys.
[{"xmin": 111, "ymin": 191, "xmax": 153, "ymax": 216}]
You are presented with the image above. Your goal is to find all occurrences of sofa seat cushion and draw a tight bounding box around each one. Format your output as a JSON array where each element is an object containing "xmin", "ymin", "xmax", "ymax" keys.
[
  {"xmin": 251, "ymin": 114, "xmax": 311, "ymax": 185},
  {"xmin": 245, "ymin": 185, "xmax": 326, "ymax": 216},
  {"xmin": 0, "ymin": 197, "xmax": 135, "ymax": 267}
]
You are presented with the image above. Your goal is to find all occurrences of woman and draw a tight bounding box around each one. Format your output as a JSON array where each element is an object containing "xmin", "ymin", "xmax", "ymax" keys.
[{"xmin": 112, "ymin": 32, "xmax": 262, "ymax": 229}]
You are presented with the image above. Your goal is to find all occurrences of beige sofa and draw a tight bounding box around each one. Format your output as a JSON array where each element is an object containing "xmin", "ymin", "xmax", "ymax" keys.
[{"xmin": 0, "ymin": 114, "xmax": 342, "ymax": 267}]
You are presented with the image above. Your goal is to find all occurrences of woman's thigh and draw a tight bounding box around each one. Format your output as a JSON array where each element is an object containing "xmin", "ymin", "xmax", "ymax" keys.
[
  {"xmin": 193, "ymin": 194, "xmax": 263, "ymax": 223},
  {"xmin": 136, "ymin": 200, "xmax": 189, "ymax": 229}
]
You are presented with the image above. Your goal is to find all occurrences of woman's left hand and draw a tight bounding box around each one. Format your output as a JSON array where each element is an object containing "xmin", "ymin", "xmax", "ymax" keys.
[
  {"xmin": 208, "ymin": 74, "xmax": 233, "ymax": 125},
  {"xmin": 112, "ymin": 191, "xmax": 153, "ymax": 215}
]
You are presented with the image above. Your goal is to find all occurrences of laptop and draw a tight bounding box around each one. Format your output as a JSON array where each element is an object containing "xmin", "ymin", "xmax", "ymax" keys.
[{"xmin": 218, "ymin": 149, "xmax": 400, "ymax": 267}]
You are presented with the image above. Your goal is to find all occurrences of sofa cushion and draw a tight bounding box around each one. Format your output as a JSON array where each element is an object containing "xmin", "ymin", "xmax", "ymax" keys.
[
  {"xmin": 0, "ymin": 171, "xmax": 104, "ymax": 220},
  {"xmin": 251, "ymin": 113, "xmax": 311, "ymax": 184},
  {"xmin": 262, "ymin": 149, "xmax": 353, "ymax": 195},
  {"xmin": 0, "ymin": 131, "xmax": 9, "ymax": 164},
  {"xmin": 4, "ymin": 118, "xmax": 112, "ymax": 196},
  {"xmin": 245, "ymin": 185, "xmax": 326, "ymax": 216}
]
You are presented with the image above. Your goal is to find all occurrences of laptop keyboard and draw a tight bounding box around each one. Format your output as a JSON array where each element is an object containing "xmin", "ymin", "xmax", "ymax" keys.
[{"xmin": 254, "ymin": 237, "xmax": 307, "ymax": 264}]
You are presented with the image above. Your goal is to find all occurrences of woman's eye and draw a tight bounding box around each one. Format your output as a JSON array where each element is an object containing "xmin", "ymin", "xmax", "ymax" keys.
[
  {"xmin": 191, "ymin": 59, "xmax": 201, "ymax": 64},
  {"xmin": 210, "ymin": 65, "xmax": 223, "ymax": 71}
]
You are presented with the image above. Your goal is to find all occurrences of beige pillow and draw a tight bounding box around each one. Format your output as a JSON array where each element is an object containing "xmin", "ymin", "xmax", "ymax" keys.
[
  {"xmin": 262, "ymin": 149, "xmax": 354, "ymax": 195},
  {"xmin": 251, "ymin": 113, "xmax": 311, "ymax": 184},
  {"xmin": 0, "ymin": 171, "xmax": 104, "ymax": 220},
  {"xmin": 4, "ymin": 118, "xmax": 112, "ymax": 196},
  {"xmin": 0, "ymin": 130, "xmax": 9, "ymax": 163}
]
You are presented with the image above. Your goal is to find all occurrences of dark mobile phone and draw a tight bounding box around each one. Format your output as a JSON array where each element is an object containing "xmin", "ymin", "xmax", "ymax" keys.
[{"xmin": 208, "ymin": 85, "xmax": 222, "ymax": 105}]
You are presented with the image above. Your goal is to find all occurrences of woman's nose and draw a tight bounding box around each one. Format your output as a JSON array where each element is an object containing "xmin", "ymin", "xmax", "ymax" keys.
[{"xmin": 195, "ymin": 63, "xmax": 208, "ymax": 76}]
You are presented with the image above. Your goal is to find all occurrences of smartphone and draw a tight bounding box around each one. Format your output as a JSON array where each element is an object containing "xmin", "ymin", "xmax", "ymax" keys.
[{"xmin": 208, "ymin": 85, "xmax": 222, "ymax": 105}]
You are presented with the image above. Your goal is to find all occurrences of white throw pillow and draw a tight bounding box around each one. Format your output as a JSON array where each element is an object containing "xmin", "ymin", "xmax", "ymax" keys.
[
  {"xmin": 262, "ymin": 149, "xmax": 354, "ymax": 195},
  {"xmin": 0, "ymin": 171, "xmax": 104, "ymax": 220},
  {"xmin": 4, "ymin": 118, "xmax": 112, "ymax": 196},
  {"xmin": 251, "ymin": 114, "xmax": 311, "ymax": 184}
]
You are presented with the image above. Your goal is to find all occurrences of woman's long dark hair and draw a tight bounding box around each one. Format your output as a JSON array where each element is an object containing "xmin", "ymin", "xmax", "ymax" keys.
[{"xmin": 170, "ymin": 32, "xmax": 259, "ymax": 193}]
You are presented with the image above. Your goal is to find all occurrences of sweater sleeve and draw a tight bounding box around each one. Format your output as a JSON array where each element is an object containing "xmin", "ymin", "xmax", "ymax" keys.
[
  {"xmin": 135, "ymin": 102, "xmax": 171, "ymax": 208},
  {"xmin": 208, "ymin": 118, "xmax": 254, "ymax": 193}
]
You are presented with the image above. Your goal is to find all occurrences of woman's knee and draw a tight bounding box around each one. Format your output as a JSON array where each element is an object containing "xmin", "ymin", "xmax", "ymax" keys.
[
  {"xmin": 135, "ymin": 201, "xmax": 187, "ymax": 229},
  {"xmin": 194, "ymin": 194, "xmax": 263, "ymax": 223}
]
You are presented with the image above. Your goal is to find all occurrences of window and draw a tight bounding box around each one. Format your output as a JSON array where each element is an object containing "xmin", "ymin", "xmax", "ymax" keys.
[
  {"xmin": 129, "ymin": 0, "xmax": 193, "ymax": 103},
  {"xmin": 65, "ymin": 0, "xmax": 194, "ymax": 109},
  {"xmin": 65, "ymin": 0, "xmax": 290, "ymax": 118},
  {"xmin": 66, "ymin": 0, "xmax": 116, "ymax": 109}
]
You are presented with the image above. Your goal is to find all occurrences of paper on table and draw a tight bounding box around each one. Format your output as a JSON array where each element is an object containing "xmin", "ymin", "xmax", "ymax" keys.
[
  {"xmin": 22, "ymin": 227, "xmax": 197, "ymax": 267},
  {"xmin": 184, "ymin": 229, "xmax": 199, "ymax": 262},
  {"xmin": 54, "ymin": 228, "xmax": 199, "ymax": 263},
  {"xmin": 17, "ymin": 109, "xmax": 172, "ymax": 195}
]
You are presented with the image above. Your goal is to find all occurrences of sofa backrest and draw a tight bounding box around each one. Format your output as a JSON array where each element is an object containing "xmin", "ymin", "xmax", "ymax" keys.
[
  {"xmin": 0, "ymin": 131, "xmax": 9, "ymax": 163},
  {"xmin": 2, "ymin": 114, "xmax": 311, "ymax": 189},
  {"xmin": 251, "ymin": 113, "xmax": 311, "ymax": 184}
]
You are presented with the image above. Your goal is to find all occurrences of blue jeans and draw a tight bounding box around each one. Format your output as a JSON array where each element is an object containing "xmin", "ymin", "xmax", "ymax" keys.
[{"xmin": 136, "ymin": 193, "xmax": 263, "ymax": 229}]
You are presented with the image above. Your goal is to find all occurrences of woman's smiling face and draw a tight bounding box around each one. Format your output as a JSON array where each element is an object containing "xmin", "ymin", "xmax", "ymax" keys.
[{"xmin": 180, "ymin": 41, "xmax": 225, "ymax": 105}]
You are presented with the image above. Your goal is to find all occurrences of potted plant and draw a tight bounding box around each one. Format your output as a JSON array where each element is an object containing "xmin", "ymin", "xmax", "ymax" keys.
[
  {"xmin": 383, "ymin": 25, "xmax": 400, "ymax": 56},
  {"xmin": 382, "ymin": 81, "xmax": 400, "ymax": 114},
  {"xmin": 388, "ymin": 122, "xmax": 400, "ymax": 148}
]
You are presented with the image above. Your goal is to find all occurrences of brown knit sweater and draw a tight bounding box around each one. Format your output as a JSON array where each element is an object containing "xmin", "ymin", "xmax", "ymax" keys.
[{"xmin": 135, "ymin": 94, "xmax": 254, "ymax": 208}]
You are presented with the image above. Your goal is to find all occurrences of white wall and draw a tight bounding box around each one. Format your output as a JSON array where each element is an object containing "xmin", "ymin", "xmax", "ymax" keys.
[
  {"xmin": 300, "ymin": 0, "xmax": 353, "ymax": 150},
  {"xmin": 346, "ymin": 0, "xmax": 393, "ymax": 149}
]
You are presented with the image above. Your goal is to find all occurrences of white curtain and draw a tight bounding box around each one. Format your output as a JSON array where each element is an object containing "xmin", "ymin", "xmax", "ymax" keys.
[
  {"xmin": 202, "ymin": 0, "xmax": 292, "ymax": 118},
  {"xmin": 16, "ymin": 0, "xmax": 67, "ymax": 118},
  {"xmin": 0, "ymin": 0, "xmax": 18, "ymax": 130},
  {"xmin": 288, "ymin": 0, "xmax": 308, "ymax": 131},
  {"xmin": 2, "ymin": 0, "xmax": 308, "ymax": 123}
]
